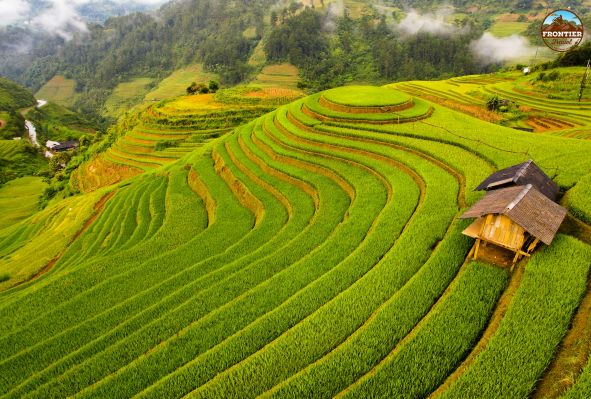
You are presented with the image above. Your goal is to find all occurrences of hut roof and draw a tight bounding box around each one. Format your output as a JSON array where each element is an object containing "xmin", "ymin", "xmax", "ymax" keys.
[
  {"xmin": 52, "ymin": 140, "xmax": 79, "ymax": 152},
  {"xmin": 475, "ymin": 159, "xmax": 559, "ymax": 200},
  {"xmin": 460, "ymin": 184, "xmax": 566, "ymax": 245}
]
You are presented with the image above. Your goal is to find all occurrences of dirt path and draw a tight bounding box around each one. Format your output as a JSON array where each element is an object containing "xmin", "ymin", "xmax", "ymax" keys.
[{"xmin": 0, "ymin": 119, "xmax": 5, "ymax": 129}]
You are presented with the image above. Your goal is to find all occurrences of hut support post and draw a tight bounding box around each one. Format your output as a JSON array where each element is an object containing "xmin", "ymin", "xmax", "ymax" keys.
[
  {"xmin": 511, "ymin": 251, "xmax": 521, "ymax": 271},
  {"xmin": 527, "ymin": 238, "xmax": 540, "ymax": 254},
  {"xmin": 474, "ymin": 239, "xmax": 481, "ymax": 260}
]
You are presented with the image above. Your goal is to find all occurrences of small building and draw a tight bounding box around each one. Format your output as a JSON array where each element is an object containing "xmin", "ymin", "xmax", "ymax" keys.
[
  {"xmin": 51, "ymin": 140, "xmax": 79, "ymax": 152},
  {"xmin": 45, "ymin": 140, "xmax": 60, "ymax": 149},
  {"xmin": 475, "ymin": 159, "xmax": 559, "ymax": 201},
  {"xmin": 461, "ymin": 184, "xmax": 566, "ymax": 265}
]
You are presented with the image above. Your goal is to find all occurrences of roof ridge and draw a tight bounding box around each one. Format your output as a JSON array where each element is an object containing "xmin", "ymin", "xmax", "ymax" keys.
[
  {"xmin": 506, "ymin": 184, "xmax": 532, "ymax": 211},
  {"xmin": 512, "ymin": 159, "xmax": 533, "ymax": 184}
]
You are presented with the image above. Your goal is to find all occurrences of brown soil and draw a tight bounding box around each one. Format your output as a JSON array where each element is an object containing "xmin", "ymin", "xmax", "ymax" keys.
[{"xmin": 0, "ymin": 119, "xmax": 5, "ymax": 129}]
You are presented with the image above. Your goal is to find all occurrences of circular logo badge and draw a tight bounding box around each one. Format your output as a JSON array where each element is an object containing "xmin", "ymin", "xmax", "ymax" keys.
[{"xmin": 541, "ymin": 10, "xmax": 584, "ymax": 52}]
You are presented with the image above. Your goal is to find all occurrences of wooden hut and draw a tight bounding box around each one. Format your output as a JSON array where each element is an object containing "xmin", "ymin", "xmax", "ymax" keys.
[
  {"xmin": 460, "ymin": 184, "xmax": 566, "ymax": 265},
  {"xmin": 475, "ymin": 159, "xmax": 559, "ymax": 200}
]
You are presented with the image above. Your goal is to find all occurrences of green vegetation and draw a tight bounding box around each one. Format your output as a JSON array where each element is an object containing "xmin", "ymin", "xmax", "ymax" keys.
[
  {"xmin": 565, "ymin": 174, "xmax": 591, "ymax": 224},
  {"xmin": 322, "ymin": 86, "xmax": 411, "ymax": 107},
  {"xmin": 341, "ymin": 262, "xmax": 508, "ymax": 398},
  {"xmin": 0, "ymin": 176, "xmax": 46, "ymax": 230},
  {"xmin": 35, "ymin": 75, "xmax": 78, "ymax": 108},
  {"xmin": 25, "ymin": 102, "xmax": 96, "ymax": 144},
  {"xmin": 252, "ymin": 64, "xmax": 300, "ymax": 89},
  {"xmin": 489, "ymin": 21, "xmax": 529, "ymax": 37},
  {"xmin": 0, "ymin": 78, "xmax": 36, "ymax": 141},
  {"xmin": 0, "ymin": 111, "xmax": 25, "ymax": 140},
  {"xmin": 440, "ymin": 235, "xmax": 591, "ymax": 398},
  {"xmin": 0, "ymin": 77, "xmax": 35, "ymax": 111},
  {"xmin": 0, "ymin": 0, "xmax": 528, "ymax": 121},
  {"xmin": 103, "ymin": 78, "xmax": 155, "ymax": 118},
  {"xmin": 393, "ymin": 66, "xmax": 591, "ymax": 137},
  {"xmin": 0, "ymin": 83, "xmax": 590, "ymax": 398},
  {"xmin": 145, "ymin": 64, "xmax": 219, "ymax": 101},
  {"xmin": 0, "ymin": 140, "xmax": 46, "ymax": 185}
]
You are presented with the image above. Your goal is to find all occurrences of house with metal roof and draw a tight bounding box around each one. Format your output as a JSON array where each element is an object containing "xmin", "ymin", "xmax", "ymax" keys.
[{"xmin": 461, "ymin": 181, "xmax": 566, "ymax": 266}]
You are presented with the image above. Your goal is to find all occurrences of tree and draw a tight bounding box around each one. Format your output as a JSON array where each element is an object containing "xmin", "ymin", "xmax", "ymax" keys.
[
  {"xmin": 486, "ymin": 95, "xmax": 501, "ymax": 111},
  {"xmin": 208, "ymin": 80, "xmax": 220, "ymax": 93},
  {"xmin": 186, "ymin": 82, "xmax": 198, "ymax": 95}
]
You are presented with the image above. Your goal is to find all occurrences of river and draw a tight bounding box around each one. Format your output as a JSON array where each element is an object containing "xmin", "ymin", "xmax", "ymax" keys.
[{"xmin": 25, "ymin": 99, "xmax": 53, "ymax": 158}]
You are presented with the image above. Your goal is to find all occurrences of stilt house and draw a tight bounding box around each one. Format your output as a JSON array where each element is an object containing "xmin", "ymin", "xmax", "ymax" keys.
[{"xmin": 461, "ymin": 161, "xmax": 566, "ymax": 265}]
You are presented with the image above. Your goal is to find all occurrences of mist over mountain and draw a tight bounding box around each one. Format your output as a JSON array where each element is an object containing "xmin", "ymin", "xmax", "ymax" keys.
[{"xmin": 0, "ymin": 0, "xmax": 588, "ymax": 127}]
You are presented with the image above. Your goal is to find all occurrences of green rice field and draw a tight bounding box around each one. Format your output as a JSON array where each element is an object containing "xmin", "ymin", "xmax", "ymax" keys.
[{"xmin": 1, "ymin": 84, "xmax": 590, "ymax": 398}]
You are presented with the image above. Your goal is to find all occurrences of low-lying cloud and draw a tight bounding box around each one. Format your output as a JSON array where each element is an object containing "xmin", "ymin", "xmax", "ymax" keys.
[
  {"xmin": 0, "ymin": 0, "xmax": 30, "ymax": 26},
  {"xmin": 323, "ymin": 0, "xmax": 344, "ymax": 32},
  {"xmin": 0, "ymin": 0, "xmax": 169, "ymax": 40},
  {"xmin": 31, "ymin": 0, "xmax": 88, "ymax": 40},
  {"xmin": 396, "ymin": 8, "xmax": 459, "ymax": 36},
  {"xmin": 470, "ymin": 33, "xmax": 536, "ymax": 64}
]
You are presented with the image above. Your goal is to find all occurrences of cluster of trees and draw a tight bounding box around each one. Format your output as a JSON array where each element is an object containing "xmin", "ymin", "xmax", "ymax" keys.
[
  {"xmin": 265, "ymin": 9, "xmax": 495, "ymax": 91},
  {"xmin": 3, "ymin": 0, "xmax": 586, "ymax": 126},
  {"xmin": 0, "ymin": 0, "xmax": 272, "ymax": 126},
  {"xmin": 186, "ymin": 80, "xmax": 220, "ymax": 95}
]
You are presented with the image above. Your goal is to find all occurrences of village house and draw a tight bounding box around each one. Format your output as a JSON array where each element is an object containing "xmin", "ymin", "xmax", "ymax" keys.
[
  {"xmin": 46, "ymin": 140, "xmax": 79, "ymax": 153},
  {"xmin": 461, "ymin": 160, "xmax": 567, "ymax": 266}
]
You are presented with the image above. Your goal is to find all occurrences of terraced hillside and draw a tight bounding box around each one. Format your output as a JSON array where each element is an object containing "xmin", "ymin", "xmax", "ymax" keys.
[
  {"xmin": 394, "ymin": 67, "xmax": 591, "ymax": 140},
  {"xmin": 72, "ymin": 88, "xmax": 300, "ymax": 192},
  {"xmin": 1, "ymin": 85, "xmax": 591, "ymax": 398}
]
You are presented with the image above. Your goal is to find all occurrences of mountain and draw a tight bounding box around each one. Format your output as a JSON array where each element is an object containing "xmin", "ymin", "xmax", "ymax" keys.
[
  {"xmin": 0, "ymin": 0, "xmax": 507, "ymax": 126},
  {"xmin": 3, "ymin": 0, "xmax": 167, "ymax": 25},
  {"xmin": 0, "ymin": 77, "xmax": 36, "ymax": 112}
]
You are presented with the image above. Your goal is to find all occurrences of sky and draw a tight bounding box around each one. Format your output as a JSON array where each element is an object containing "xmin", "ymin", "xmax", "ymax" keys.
[
  {"xmin": 0, "ymin": 0, "xmax": 169, "ymax": 37},
  {"xmin": 545, "ymin": 10, "xmax": 582, "ymax": 26}
]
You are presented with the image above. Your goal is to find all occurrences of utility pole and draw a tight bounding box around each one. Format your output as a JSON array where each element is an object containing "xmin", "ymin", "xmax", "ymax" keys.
[{"xmin": 579, "ymin": 59, "xmax": 590, "ymax": 102}]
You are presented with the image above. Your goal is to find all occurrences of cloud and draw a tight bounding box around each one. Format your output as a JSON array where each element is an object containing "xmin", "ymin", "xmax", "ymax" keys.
[
  {"xmin": 0, "ymin": 0, "xmax": 30, "ymax": 26},
  {"xmin": 323, "ymin": 0, "xmax": 344, "ymax": 32},
  {"xmin": 395, "ymin": 8, "xmax": 459, "ymax": 36},
  {"xmin": 1, "ymin": 0, "xmax": 169, "ymax": 40},
  {"xmin": 470, "ymin": 33, "xmax": 536, "ymax": 64},
  {"xmin": 31, "ymin": 0, "xmax": 88, "ymax": 40}
]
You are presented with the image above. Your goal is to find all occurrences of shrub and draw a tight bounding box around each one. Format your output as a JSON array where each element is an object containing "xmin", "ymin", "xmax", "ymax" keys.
[
  {"xmin": 155, "ymin": 140, "xmax": 180, "ymax": 151},
  {"xmin": 208, "ymin": 81, "xmax": 220, "ymax": 93}
]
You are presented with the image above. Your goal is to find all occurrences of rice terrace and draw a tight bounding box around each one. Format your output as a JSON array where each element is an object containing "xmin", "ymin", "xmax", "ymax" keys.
[{"xmin": 1, "ymin": 0, "xmax": 591, "ymax": 398}]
